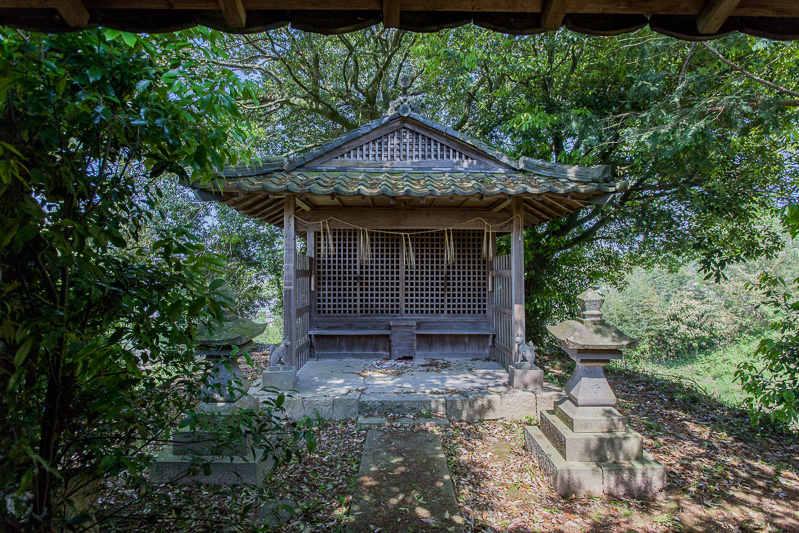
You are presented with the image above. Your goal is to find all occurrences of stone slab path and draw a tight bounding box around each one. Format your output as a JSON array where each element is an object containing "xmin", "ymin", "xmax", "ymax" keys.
[{"xmin": 347, "ymin": 429, "xmax": 464, "ymax": 532}]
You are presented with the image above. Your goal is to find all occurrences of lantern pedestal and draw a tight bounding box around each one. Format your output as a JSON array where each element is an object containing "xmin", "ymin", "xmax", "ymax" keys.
[{"xmin": 525, "ymin": 289, "xmax": 666, "ymax": 498}]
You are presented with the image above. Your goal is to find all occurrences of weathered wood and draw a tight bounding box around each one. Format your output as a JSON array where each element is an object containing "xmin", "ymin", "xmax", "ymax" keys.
[
  {"xmin": 511, "ymin": 197, "xmax": 525, "ymax": 364},
  {"xmin": 283, "ymin": 195, "xmax": 297, "ymax": 367},
  {"xmin": 217, "ymin": 0, "xmax": 246, "ymax": 27},
  {"xmin": 541, "ymin": 0, "xmax": 567, "ymax": 30},
  {"xmin": 305, "ymin": 120, "xmax": 514, "ymax": 170},
  {"xmin": 295, "ymin": 208, "xmax": 515, "ymax": 231},
  {"xmin": 390, "ymin": 321, "xmax": 416, "ymax": 359},
  {"xmin": 383, "ymin": 0, "xmax": 400, "ymax": 28},
  {"xmin": 697, "ymin": 0, "xmax": 741, "ymax": 33},
  {"xmin": 52, "ymin": 0, "xmax": 90, "ymax": 26}
]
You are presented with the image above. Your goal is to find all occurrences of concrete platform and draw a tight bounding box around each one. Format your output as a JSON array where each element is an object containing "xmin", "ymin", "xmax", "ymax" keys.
[{"xmin": 249, "ymin": 357, "xmax": 564, "ymax": 421}]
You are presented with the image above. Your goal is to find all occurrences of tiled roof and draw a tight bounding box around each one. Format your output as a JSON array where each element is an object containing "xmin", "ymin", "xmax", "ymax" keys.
[
  {"xmin": 196, "ymin": 170, "xmax": 629, "ymax": 197},
  {"xmin": 204, "ymin": 112, "xmax": 621, "ymax": 199}
]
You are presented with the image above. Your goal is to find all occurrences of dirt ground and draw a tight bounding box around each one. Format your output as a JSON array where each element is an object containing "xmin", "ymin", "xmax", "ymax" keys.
[{"xmin": 103, "ymin": 362, "xmax": 798, "ymax": 532}]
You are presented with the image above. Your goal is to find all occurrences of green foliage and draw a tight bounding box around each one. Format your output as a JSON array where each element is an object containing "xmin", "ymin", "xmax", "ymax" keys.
[
  {"xmin": 601, "ymin": 246, "xmax": 796, "ymax": 361},
  {"xmin": 138, "ymin": 178, "xmax": 285, "ymax": 319},
  {"xmin": 214, "ymin": 27, "xmax": 798, "ymax": 342},
  {"xmin": 0, "ymin": 28, "xmax": 284, "ymax": 529},
  {"xmin": 415, "ymin": 29, "xmax": 797, "ymax": 339},
  {"xmin": 736, "ymin": 205, "xmax": 799, "ymax": 428}
]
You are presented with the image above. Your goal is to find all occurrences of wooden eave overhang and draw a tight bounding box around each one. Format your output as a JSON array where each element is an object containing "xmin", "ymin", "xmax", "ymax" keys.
[
  {"xmin": 2, "ymin": 1, "xmax": 799, "ymax": 40},
  {"xmin": 191, "ymin": 113, "xmax": 620, "ymax": 230}
]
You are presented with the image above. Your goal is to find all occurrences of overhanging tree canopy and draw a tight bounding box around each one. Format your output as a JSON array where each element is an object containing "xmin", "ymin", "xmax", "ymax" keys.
[{"xmin": 2, "ymin": 0, "xmax": 799, "ymax": 40}]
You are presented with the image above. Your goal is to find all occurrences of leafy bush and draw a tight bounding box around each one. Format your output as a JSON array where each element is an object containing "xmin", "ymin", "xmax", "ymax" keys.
[
  {"xmin": 0, "ymin": 28, "xmax": 310, "ymax": 530},
  {"xmin": 736, "ymin": 206, "xmax": 799, "ymax": 428},
  {"xmin": 602, "ymin": 234, "xmax": 797, "ymax": 362}
]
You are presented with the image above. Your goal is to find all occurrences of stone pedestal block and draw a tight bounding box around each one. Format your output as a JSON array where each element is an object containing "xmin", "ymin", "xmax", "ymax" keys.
[
  {"xmin": 565, "ymin": 361, "xmax": 618, "ymax": 407},
  {"xmin": 509, "ymin": 365, "xmax": 544, "ymax": 391},
  {"xmin": 555, "ymin": 398, "xmax": 627, "ymax": 433},
  {"xmin": 150, "ymin": 447, "xmax": 271, "ymax": 486},
  {"xmin": 261, "ymin": 366, "xmax": 297, "ymax": 391},
  {"xmin": 173, "ymin": 427, "xmax": 253, "ymax": 456},
  {"xmin": 524, "ymin": 425, "xmax": 605, "ymax": 497},
  {"xmin": 540, "ymin": 411, "xmax": 643, "ymax": 462}
]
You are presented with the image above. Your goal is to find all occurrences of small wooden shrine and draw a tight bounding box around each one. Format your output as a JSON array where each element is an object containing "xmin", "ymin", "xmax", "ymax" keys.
[{"xmin": 192, "ymin": 89, "xmax": 628, "ymax": 371}]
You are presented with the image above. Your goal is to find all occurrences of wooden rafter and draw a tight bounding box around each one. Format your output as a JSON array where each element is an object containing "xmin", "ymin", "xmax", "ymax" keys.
[
  {"xmin": 490, "ymin": 197, "xmax": 512, "ymax": 212},
  {"xmin": 697, "ymin": 0, "xmax": 742, "ymax": 34},
  {"xmin": 540, "ymin": 196, "xmax": 572, "ymax": 216},
  {"xmin": 248, "ymin": 200, "xmax": 283, "ymax": 220},
  {"xmin": 523, "ymin": 201, "xmax": 553, "ymax": 222},
  {"xmin": 522, "ymin": 204, "xmax": 546, "ymax": 224},
  {"xmin": 525, "ymin": 198, "xmax": 560, "ymax": 219},
  {"xmin": 541, "ymin": 0, "xmax": 567, "ymax": 31},
  {"xmin": 383, "ymin": 0, "xmax": 399, "ymax": 28},
  {"xmin": 217, "ymin": 0, "xmax": 246, "ymax": 28},
  {"xmin": 53, "ymin": 0, "xmax": 89, "ymax": 27}
]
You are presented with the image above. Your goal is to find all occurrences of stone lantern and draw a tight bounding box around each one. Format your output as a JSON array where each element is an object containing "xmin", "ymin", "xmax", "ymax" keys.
[
  {"xmin": 196, "ymin": 309, "xmax": 266, "ymax": 407},
  {"xmin": 525, "ymin": 289, "xmax": 666, "ymax": 497},
  {"xmin": 151, "ymin": 304, "xmax": 269, "ymax": 486}
]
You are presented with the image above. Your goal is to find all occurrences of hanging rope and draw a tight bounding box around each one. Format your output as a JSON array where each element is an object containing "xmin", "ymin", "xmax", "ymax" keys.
[
  {"xmin": 319, "ymin": 220, "xmax": 336, "ymax": 257},
  {"xmin": 359, "ymin": 228, "xmax": 371, "ymax": 264},
  {"xmin": 402, "ymin": 233, "xmax": 416, "ymax": 269},
  {"xmin": 296, "ymin": 213, "xmax": 522, "ymax": 237},
  {"xmin": 444, "ymin": 228, "xmax": 456, "ymax": 265},
  {"xmin": 481, "ymin": 222, "xmax": 494, "ymax": 260}
]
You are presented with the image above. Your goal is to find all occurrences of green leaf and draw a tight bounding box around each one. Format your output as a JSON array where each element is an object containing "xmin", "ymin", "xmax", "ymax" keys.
[
  {"xmin": 87, "ymin": 66, "xmax": 102, "ymax": 83},
  {"xmin": 14, "ymin": 339, "xmax": 33, "ymax": 368},
  {"xmin": 135, "ymin": 79, "xmax": 151, "ymax": 92},
  {"xmin": 121, "ymin": 32, "xmax": 137, "ymax": 48}
]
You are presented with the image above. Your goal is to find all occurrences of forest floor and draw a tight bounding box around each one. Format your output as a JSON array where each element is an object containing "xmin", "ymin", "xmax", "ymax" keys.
[{"xmin": 105, "ymin": 357, "xmax": 799, "ymax": 532}]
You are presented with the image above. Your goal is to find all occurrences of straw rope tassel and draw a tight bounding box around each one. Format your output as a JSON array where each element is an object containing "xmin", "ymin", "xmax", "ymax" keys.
[{"xmin": 325, "ymin": 220, "xmax": 335, "ymax": 256}]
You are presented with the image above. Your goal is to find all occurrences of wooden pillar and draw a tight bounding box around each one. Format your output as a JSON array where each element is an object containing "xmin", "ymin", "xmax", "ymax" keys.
[
  {"xmin": 283, "ymin": 195, "xmax": 297, "ymax": 367},
  {"xmin": 307, "ymin": 229, "xmax": 316, "ymax": 359},
  {"xmin": 511, "ymin": 197, "xmax": 525, "ymax": 364}
]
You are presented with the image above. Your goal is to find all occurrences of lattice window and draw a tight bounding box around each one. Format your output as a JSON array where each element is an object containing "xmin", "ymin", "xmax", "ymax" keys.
[
  {"xmin": 405, "ymin": 233, "xmax": 445, "ymax": 315},
  {"xmin": 447, "ymin": 230, "xmax": 487, "ymax": 315},
  {"xmin": 334, "ymin": 126, "xmax": 477, "ymax": 163},
  {"xmin": 315, "ymin": 229, "xmax": 488, "ymax": 316},
  {"xmin": 315, "ymin": 229, "xmax": 359, "ymax": 315},
  {"xmin": 360, "ymin": 233, "xmax": 401, "ymax": 315}
]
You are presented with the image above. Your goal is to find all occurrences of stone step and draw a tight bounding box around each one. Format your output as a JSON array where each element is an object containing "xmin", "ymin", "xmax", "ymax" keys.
[
  {"xmin": 554, "ymin": 398, "xmax": 627, "ymax": 433},
  {"xmin": 356, "ymin": 415, "xmax": 451, "ymax": 428},
  {"xmin": 540, "ymin": 410, "xmax": 643, "ymax": 463},
  {"xmin": 358, "ymin": 393, "xmax": 447, "ymax": 417},
  {"xmin": 151, "ymin": 447, "xmax": 272, "ymax": 485}
]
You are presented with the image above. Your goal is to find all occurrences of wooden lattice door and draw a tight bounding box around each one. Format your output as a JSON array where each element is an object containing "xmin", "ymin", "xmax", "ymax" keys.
[{"xmin": 315, "ymin": 229, "xmax": 487, "ymax": 317}]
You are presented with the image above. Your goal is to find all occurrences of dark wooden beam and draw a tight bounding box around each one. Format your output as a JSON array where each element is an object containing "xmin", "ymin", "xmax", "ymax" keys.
[
  {"xmin": 541, "ymin": 0, "xmax": 567, "ymax": 31},
  {"xmin": 697, "ymin": 0, "xmax": 741, "ymax": 34},
  {"xmin": 54, "ymin": 0, "xmax": 90, "ymax": 26},
  {"xmin": 383, "ymin": 0, "xmax": 399, "ymax": 28},
  {"xmin": 294, "ymin": 208, "xmax": 515, "ymax": 231},
  {"xmin": 217, "ymin": 0, "xmax": 246, "ymax": 28}
]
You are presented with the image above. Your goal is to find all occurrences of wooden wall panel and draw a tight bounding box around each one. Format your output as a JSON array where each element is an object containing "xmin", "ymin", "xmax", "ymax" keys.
[
  {"xmin": 492, "ymin": 254, "xmax": 513, "ymax": 369},
  {"xmin": 295, "ymin": 251, "xmax": 311, "ymax": 369}
]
